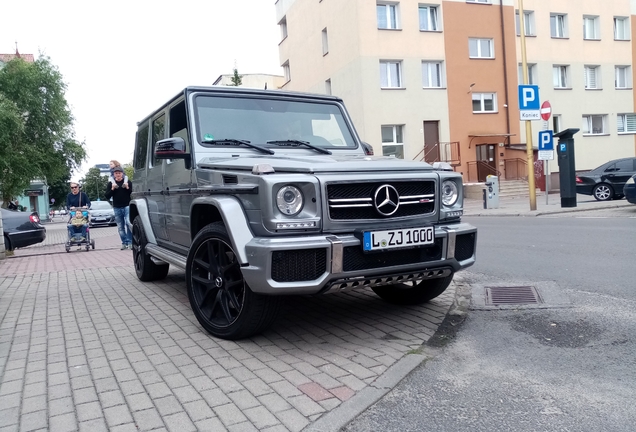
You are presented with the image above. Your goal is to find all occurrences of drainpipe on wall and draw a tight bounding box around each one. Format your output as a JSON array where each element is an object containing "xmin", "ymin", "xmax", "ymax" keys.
[{"xmin": 499, "ymin": 1, "xmax": 511, "ymax": 138}]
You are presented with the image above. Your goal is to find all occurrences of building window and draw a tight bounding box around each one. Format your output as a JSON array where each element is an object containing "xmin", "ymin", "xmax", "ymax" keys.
[
  {"xmin": 325, "ymin": 79, "xmax": 332, "ymax": 95},
  {"xmin": 617, "ymin": 114, "xmax": 636, "ymax": 133},
  {"xmin": 377, "ymin": 3, "xmax": 400, "ymax": 29},
  {"xmin": 381, "ymin": 125, "xmax": 404, "ymax": 158},
  {"xmin": 419, "ymin": 5, "xmax": 439, "ymax": 31},
  {"xmin": 552, "ymin": 115, "xmax": 562, "ymax": 133},
  {"xmin": 283, "ymin": 62, "xmax": 291, "ymax": 82},
  {"xmin": 614, "ymin": 17, "xmax": 630, "ymax": 40},
  {"xmin": 553, "ymin": 65, "xmax": 570, "ymax": 88},
  {"xmin": 584, "ymin": 66, "xmax": 601, "ymax": 89},
  {"xmin": 615, "ymin": 66, "xmax": 631, "ymax": 88},
  {"xmin": 472, "ymin": 93, "xmax": 497, "ymax": 113},
  {"xmin": 422, "ymin": 61, "xmax": 443, "ymax": 88},
  {"xmin": 279, "ymin": 16, "xmax": 288, "ymax": 41},
  {"xmin": 518, "ymin": 63, "xmax": 537, "ymax": 84},
  {"xmin": 515, "ymin": 10, "xmax": 535, "ymax": 36},
  {"xmin": 322, "ymin": 28, "xmax": 329, "ymax": 55},
  {"xmin": 380, "ymin": 61, "xmax": 403, "ymax": 88},
  {"xmin": 582, "ymin": 115, "xmax": 607, "ymax": 135},
  {"xmin": 469, "ymin": 38, "xmax": 493, "ymax": 58},
  {"xmin": 583, "ymin": 16, "xmax": 600, "ymax": 40},
  {"xmin": 550, "ymin": 13, "xmax": 567, "ymax": 38}
]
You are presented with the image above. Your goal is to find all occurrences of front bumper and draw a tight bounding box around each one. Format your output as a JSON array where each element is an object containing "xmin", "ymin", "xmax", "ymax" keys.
[{"xmin": 241, "ymin": 222, "xmax": 477, "ymax": 295}]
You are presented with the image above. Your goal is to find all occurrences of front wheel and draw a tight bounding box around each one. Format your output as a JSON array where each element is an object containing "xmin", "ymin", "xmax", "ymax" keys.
[
  {"xmin": 593, "ymin": 184, "xmax": 613, "ymax": 201},
  {"xmin": 186, "ymin": 222, "xmax": 281, "ymax": 340},
  {"xmin": 372, "ymin": 274, "xmax": 454, "ymax": 305},
  {"xmin": 132, "ymin": 217, "xmax": 169, "ymax": 281}
]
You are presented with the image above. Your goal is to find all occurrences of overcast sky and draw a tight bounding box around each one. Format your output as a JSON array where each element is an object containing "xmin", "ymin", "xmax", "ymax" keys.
[{"xmin": 1, "ymin": 0, "xmax": 283, "ymax": 181}]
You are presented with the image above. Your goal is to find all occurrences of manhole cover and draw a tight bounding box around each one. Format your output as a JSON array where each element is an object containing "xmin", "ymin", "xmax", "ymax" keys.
[{"xmin": 485, "ymin": 286, "xmax": 543, "ymax": 306}]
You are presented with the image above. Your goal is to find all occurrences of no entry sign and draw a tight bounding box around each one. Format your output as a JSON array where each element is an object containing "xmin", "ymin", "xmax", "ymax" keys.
[{"xmin": 540, "ymin": 101, "xmax": 552, "ymax": 121}]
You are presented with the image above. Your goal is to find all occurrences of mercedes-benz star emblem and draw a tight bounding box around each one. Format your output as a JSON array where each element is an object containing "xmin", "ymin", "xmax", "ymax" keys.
[{"xmin": 373, "ymin": 184, "xmax": 400, "ymax": 216}]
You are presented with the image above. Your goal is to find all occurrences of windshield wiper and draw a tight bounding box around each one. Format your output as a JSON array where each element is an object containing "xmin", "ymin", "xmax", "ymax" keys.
[
  {"xmin": 201, "ymin": 139, "xmax": 274, "ymax": 155},
  {"xmin": 266, "ymin": 139, "xmax": 332, "ymax": 155}
]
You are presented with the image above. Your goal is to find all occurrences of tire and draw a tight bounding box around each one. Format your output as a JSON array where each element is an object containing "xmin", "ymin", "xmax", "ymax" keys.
[
  {"xmin": 186, "ymin": 222, "xmax": 281, "ymax": 340},
  {"xmin": 372, "ymin": 274, "xmax": 454, "ymax": 305},
  {"xmin": 91, "ymin": 240, "xmax": 95, "ymax": 250},
  {"xmin": 3, "ymin": 235, "xmax": 12, "ymax": 252},
  {"xmin": 593, "ymin": 183, "xmax": 613, "ymax": 201},
  {"xmin": 132, "ymin": 216, "xmax": 169, "ymax": 281}
]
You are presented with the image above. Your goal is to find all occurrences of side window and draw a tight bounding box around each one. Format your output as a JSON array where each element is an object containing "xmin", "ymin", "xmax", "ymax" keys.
[
  {"xmin": 604, "ymin": 163, "xmax": 617, "ymax": 172},
  {"xmin": 151, "ymin": 114, "xmax": 166, "ymax": 168},
  {"xmin": 169, "ymin": 100, "xmax": 189, "ymax": 152},
  {"xmin": 134, "ymin": 124, "xmax": 149, "ymax": 170},
  {"xmin": 614, "ymin": 159, "xmax": 634, "ymax": 172}
]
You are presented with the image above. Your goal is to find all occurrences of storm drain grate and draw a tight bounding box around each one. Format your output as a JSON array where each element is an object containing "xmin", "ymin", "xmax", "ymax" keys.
[{"xmin": 485, "ymin": 286, "xmax": 543, "ymax": 306}]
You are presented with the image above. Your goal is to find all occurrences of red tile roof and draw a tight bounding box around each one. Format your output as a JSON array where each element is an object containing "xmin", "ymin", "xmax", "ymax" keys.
[{"xmin": 0, "ymin": 53, "xmax": 35, "ymax": 63}]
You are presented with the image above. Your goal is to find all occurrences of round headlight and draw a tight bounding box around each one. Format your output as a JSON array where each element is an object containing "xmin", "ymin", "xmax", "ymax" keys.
[
  {"xmin": 441, "ymin": 180, "xmax": 459, "ymax": 206},
  {"xmin": 277, "ymin": 185, "xmax": 304, "ymax": 215}
]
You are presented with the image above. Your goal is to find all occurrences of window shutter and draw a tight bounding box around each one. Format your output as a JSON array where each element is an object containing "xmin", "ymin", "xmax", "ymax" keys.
[{"xmin": 626, "ymin": 114, "xmax": 636, "ymax": 132}]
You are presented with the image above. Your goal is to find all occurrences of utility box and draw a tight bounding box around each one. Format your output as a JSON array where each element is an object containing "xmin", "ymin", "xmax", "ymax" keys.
[
  {"xmin": 554, "ymin": 128, "xmax": 579, "ymax": 208},
  {"xmin": 483, "ymin": 175, "xmax": 499, "ymax": 209}
]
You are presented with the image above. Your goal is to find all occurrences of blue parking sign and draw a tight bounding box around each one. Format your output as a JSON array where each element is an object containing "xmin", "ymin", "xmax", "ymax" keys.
[
  {"xmin": 518, "ymin": 85, "xmax": 540, "ymax": 110},
  {"xmin": 538, "ymin": 130, "xmax": 553, "ymax": 151}
]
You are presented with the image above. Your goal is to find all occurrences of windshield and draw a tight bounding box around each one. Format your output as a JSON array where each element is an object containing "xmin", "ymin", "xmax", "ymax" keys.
[
  {"xmin": 90, "ymin": 201, "xmax": 112, "ymax": 210},
  {"xmin": 194, "ymin": 95, "xmax": 356, "ymax": 149}
]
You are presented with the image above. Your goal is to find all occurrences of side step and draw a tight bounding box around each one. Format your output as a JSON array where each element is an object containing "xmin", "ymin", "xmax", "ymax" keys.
[{"xmin": 145, "ymin": 244, "xmax": 187, "ymax": 270}]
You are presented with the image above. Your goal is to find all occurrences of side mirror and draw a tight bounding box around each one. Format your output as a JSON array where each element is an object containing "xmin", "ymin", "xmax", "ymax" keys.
[
  {"xmin": 155, "ymin": 137, "xmax": 188, "ymax": 160},
  {"xmin": 360, "ymin": 141, "xmax": 374, "ymax": 156}
]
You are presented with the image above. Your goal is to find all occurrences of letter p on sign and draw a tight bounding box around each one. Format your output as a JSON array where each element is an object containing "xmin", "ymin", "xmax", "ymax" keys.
[{"xmin": 518, "ymin": 85, "xmax": 540, "ymax": 110}]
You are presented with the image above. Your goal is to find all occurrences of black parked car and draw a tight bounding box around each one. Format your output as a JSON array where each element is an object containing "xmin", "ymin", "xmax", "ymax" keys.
[
  {"xmin": 1, "ymin": 208, "xmax": 46, "ymax": 251},
  {"xmin": 576, "ymin": 157, "xmax": 636, "ymax": 201},
  {"xmin": 623, "ymin": 174, "xmax": 636, "ymax": 204},
  {"xmin": 88, "ymin": 201, "xmax": 116, "ymax": 227}
]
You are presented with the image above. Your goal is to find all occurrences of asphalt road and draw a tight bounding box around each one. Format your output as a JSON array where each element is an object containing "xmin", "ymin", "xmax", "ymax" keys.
[{"xmin": 343, "ymin": 211, "xmax": 636, "ymax": 432}]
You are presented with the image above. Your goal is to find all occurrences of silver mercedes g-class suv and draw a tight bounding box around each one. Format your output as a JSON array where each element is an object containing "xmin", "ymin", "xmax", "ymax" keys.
[{"xmin": 130, "ymin": 86, "xmax": 476, "ymax": 340}]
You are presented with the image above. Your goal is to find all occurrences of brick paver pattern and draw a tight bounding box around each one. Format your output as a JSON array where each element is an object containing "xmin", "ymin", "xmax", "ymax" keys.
[{"xmin": 0, "ymin": 223, "xmax": 453, "ymax": 431}]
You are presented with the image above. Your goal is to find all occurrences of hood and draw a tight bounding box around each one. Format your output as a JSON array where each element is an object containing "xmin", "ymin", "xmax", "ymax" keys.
[{"xmin": 197, "ymin": 154, "xmax": 435, "ymax": 174}]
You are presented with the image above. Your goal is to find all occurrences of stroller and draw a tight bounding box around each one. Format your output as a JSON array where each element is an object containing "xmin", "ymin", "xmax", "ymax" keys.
[{"xmin": 65, "ymin": 208, "xmax": 96, "ymax": 252}]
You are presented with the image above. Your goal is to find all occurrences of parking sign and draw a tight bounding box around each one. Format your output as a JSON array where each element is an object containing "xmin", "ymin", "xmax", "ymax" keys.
[
  {"xmin": 538, "ymin": 130, "xmax": 554, "ymax": 160},
  {"xmin": 518, "ymin": 85, "xmax": 540, "ymax": 120}
]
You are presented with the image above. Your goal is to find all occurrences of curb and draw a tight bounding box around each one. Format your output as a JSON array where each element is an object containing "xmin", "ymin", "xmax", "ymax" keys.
[
  {"xmin": 464, "ymin": 201, "xmax": 633, "ymax": 217},
  {"xmin": 304, "ymin": 276, "xmax": 473, "ymax": 432}
]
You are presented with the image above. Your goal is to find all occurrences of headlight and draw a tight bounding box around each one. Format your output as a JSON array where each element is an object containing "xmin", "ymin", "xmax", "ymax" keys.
[
  {"xmin": 277, "ymin": 185, "xmax": 304, "ymax": 215},
  {"xmin": 441, "ymin": 180, "xmax": 459, "ymax": 206},
  {"xmin": 627, "ymin": 177, "xmax": 635, "ymax": 185}
]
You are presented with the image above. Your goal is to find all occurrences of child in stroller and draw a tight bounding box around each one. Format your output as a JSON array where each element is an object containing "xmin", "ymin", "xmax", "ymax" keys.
[{"xmin": 65, "ymin": 207, "xmax": 95, "ymax": 252}]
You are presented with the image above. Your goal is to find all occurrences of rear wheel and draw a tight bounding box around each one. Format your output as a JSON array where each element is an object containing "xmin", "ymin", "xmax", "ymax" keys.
[
  {"xmin": 3, "ymin": 235, "xmax": 12, "ymax": 252},
  {"xmin": 132, "ymin": 217, "xmax": 169, "ymax": 281},
  {"xmin": 593, "ymin": 183, "xmax": 613, "ymax": 201},
  {"xmin": 186, "ymin": 222, "xmax": 281, "ymax": 340},
  {"xmin": 372, "ymin": 274, "xmax": 454, "ymax": 305}
]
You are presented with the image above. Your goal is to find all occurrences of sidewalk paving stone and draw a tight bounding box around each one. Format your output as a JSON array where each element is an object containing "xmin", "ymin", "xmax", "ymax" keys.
[{"xmin": 1, "ymin": 221, "xmax": 455, "ymax": 431}]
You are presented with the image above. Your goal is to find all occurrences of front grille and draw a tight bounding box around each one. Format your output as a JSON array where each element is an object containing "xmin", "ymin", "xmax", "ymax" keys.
[
  {"xmin": 343, "ymin": 239, "xmax": 443, "ymax": 272},
  {"xmin": 327, "ymin": 181, "xmax": 436, "ymax": 220},
  {"xmin": 271, "ymin": 248, "xmax": 327, "ymax": 282},
  {"xmin": 455, "ymin": 233, "xmax": 475, "ymax": 261}
]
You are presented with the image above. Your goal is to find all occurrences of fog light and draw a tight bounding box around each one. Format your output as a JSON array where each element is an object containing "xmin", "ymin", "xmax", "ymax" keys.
[{"xmin": 276, "ymin": 221, "xmax": 317, "ymax": 229}]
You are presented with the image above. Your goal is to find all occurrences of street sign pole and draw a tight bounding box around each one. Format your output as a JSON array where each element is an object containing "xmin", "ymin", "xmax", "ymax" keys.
[
  {"xmin": 540, "ymin": 101, "xmax": 552, "ymax": 205},
  {"xmin": 519, "ymin": 0, "xmax": 536, "ymax": 211}
]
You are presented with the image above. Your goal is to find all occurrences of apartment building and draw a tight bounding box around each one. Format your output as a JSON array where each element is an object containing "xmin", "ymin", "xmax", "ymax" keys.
[{"xmin": 275, "ymin": 0, "xmax": 636, "ymax": 184}]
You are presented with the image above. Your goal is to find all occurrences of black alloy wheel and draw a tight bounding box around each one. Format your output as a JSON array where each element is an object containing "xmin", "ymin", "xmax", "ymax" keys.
[
  {"xmin": 593, "ymin": 183, "xmax": 613, "ymax": 201},
  {"xmin": 186, "ymin": 223, "xmax": 281, "ymax": 340},
  {"xmin": 132, "ymin": 217, "xmax": 169, "ymax": 281}
]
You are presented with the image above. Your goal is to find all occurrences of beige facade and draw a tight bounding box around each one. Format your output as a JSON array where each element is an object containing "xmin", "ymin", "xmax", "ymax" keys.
[{"xmin": 275, "ymin": 0, "xmax": 636, "ymax": 182}]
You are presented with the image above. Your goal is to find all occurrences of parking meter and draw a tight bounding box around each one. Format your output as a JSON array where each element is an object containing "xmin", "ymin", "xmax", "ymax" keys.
[
  {"xmin": 483, "ymin": 175, "xmax": 499, "ymax": 209},
  {"xmin": 554, "ymin": 128, "xmax": 579, "ymax": 208}
]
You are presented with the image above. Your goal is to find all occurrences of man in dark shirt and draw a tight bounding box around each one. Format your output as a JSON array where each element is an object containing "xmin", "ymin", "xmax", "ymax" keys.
[
  {"xmin": 66, "ymin": 182, "xmax": 91, "ymax": 240},
  {"xmin": 105, "ymin": 167, "xmax": 133, "ymax": 249}
]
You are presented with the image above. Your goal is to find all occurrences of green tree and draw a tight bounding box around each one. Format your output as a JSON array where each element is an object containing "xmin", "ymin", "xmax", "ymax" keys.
[
  {"xmin": 0, "ymin": 56, "xmax": 86, "ymax": 206},
  {"xmin": 80, "ymin": 167, "xmax": 108, "ymax": 202},
  {"xmin": 48, "ymin": 175, "xmax": 71, "ymax": 209},
  {"xmin": 230, "ymin": 68, "xmax": 243, "ymax": 86},
  {"xmin": 123, "ymin": 163, "xmax": 134, "ymax": 182}
]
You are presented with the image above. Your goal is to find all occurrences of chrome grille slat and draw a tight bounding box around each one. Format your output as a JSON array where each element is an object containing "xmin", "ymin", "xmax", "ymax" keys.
[{"xmin": 327, "ymin": 180, "xmax": 436, "ymax": 220}]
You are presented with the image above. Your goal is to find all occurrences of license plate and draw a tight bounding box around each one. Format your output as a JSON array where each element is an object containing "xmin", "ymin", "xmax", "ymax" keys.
[
  {"xmin": 363, "ymin": 227, "xmax": 434, "ymax": 251},
  {"xmin": 95, "ymin": 218, "xmax": 105, "ymax": 222}
]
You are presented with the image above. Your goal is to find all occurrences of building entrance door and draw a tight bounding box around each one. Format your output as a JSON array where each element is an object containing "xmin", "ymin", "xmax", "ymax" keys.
[
  {"xmin": 423, "ymin": 121, "xmax": 440, "ymax": 162},
  {"xmin": 476, "ymin": 144, "xmax": 497, "ymax": 182}
]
